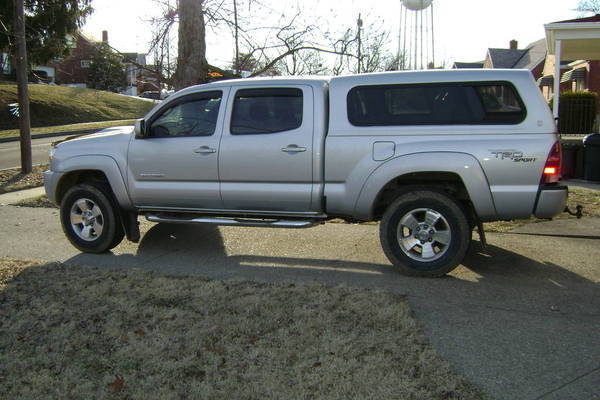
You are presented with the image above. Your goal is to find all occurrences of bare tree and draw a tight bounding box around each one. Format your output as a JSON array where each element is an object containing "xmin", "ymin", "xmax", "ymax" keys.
[
  {"xmin": 278, "ymin": 50, "xmax": 327, "ymax": 76},
  {"xmin": 144, "ymin": 0, "xmax": 397, "ymax": 87},
  {"xmin": 327, "ymin": 17, "xmax": 398, "ymax": 75},
  {"xmin": 148, "ymin": 0, "xmax": 178, "ymax": 87},
  {"xmin": 173, "ymin": 0, "xmax": 208, "ymax": 89},
  {"xmin": 230, "ymin": 52, "xmax": 259, "ymax": 74},
  {"xmin": 575, "ymin": 0, "xmax": 600, "ymax": 14}
]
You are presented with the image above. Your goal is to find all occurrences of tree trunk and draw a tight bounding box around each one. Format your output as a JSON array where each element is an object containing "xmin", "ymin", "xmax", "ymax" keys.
[
  {"xmin": 13, "ymin": 0, "xmax": 32, "ymax": 173},
  {"xmin": 174, "ymin": 0, "xmax": 208, "ymax": 90}
]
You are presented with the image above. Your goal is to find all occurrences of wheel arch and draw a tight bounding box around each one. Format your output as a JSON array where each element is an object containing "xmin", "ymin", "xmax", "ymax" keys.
[
  {"xmin": 54, "ymin": 155, "xmax": 132, "ymax": 209},
  {"xmin": 354, "ymin": 152, "xmax": 497, "ymax": 222}
]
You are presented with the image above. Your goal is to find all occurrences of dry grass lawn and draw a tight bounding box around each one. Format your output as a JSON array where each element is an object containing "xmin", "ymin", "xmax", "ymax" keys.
[
  {"xmin": 0, "ymin": 164, "xmax": 47, "ymax": 194},
  {"xmin": 0, "ymin": 259, "xmax": 483, "ymax": 400},
  {"xmin": 0, "ymin": 83, "xmax": 153, "ymax": 131}
]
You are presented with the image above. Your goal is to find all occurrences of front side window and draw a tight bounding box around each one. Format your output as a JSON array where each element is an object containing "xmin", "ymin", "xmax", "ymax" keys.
[
  {"xmin": 149, "ymin": 92, "xmax": 222, "ymax": 138},
  {"xmin": 231, "ymin": 88, "xmax": 303, "ymax": 134},
  {"xmin": 347, "ymin": 82, "xmax": 525, "ymax": 126}
]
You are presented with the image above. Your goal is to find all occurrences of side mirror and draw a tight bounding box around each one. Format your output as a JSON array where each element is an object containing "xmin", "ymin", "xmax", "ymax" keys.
[{"xmin": 134, "ymin": 119, "xmax": 146, "ymax": 138}]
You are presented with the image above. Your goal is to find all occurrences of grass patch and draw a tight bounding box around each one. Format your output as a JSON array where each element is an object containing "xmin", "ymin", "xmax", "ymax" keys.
[
  {"xmin": 0, "ymin": 259, "xmax": 483, "ymax": 399},
  {"xmin": 484, "ymin": 186, "xmax": 600, "ymax": 232},
  {"xmin": 0, "ymin": 83, "xmax": 155, "ymax": 130},
  {"xmin": 0, "ymin": 120, "xmax": 136, "ymax": 139},
  {"xmin": 0, "ymin": 164, "xmax": 47, "ymax": 195}
]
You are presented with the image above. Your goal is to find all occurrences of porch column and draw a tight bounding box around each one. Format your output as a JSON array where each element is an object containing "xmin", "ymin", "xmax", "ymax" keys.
[{"xmin": 553, "ymin": 39, "xmax": 562, "ymax": 120}]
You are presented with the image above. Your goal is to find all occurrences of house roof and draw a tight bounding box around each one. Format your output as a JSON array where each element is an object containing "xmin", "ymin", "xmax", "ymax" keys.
[
  {"xmin": 552, "ymin": 14, "xmax": 600, "ymax": 24},
  {"xmin": 513, "ymin": 38, "xmax": 547, "ymax": 70},
  {"xmin": 545, "ymin": 15, "xmax": 600, "ymax": 59},
  {"xmin": 487, "ymin": 48, "xmax": 528, "ymax": 68},
  {"xmin": 452, "ymin": 61, "xmax": 484, "ymax": 69}
]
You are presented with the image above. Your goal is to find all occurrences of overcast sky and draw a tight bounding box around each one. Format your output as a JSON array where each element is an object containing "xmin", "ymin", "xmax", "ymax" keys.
[{"xmin": 83, "ymin": 0, "xmax": 584, "ymax": 69}]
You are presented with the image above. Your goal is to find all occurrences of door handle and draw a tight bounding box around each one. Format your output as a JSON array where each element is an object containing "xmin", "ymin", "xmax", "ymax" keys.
[
  {"xmin": 281, "ymin": 145, "xmax": 306, "ymax": 153},
  {"xmin": 194, "ymin": 146, "xmax": 216, "ymax": 154}
]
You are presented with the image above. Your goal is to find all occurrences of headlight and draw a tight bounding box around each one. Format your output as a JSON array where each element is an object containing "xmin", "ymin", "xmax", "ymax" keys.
[{"xmin": 48, "ymin": 147, "xmax": 56, "ymax": 165}]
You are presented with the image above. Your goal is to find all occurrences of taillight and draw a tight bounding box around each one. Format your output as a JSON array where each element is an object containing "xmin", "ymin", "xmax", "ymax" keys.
[{"xmin": 542, "ymin": 141, "xmax": 561, "ymax": 183}]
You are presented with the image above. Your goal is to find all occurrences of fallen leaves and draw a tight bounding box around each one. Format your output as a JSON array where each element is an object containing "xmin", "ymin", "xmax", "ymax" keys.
[{"xmin": 108, "ymin": 374, "xmax": 125, "ymax": 393}]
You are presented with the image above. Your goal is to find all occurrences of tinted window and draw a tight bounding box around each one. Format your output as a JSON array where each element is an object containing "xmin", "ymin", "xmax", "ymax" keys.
[
  {"xmin": 347, "ymin": 82, "xmax": 525, "ymax": 126},
  {"xmin": 149, "ymin": 92, "xmax": 222, "ymax": 138},
  {"xmin": 231, "ymin": 88, "xmax": 303, "ymax": 134},
  {"xmin": 475, "ymin": 85, "xmax": 524, "ymax": 122}
]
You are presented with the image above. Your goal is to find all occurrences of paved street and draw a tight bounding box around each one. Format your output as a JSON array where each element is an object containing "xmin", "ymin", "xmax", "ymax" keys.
[
  {"xmin": 0, "ymin": 135, "xmax": 71, "ymax": 169},
  {"xmin": 0, "ymin": 205, "xmax": 598, "ymax": 400}
]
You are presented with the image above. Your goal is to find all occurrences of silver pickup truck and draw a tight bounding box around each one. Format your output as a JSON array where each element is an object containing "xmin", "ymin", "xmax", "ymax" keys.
[{"xmin": 44, "ymin": 69, "xmax": 567, "ymax": 277}]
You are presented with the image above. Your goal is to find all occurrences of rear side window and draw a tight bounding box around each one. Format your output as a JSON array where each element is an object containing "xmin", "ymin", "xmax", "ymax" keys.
[
  {"xmin": 231, "ymin": 88, "xmax": 303, "ymax": 134},
  {"xmin": 347, "ymin": 82, "xmax": 525, "ymax": 126}
]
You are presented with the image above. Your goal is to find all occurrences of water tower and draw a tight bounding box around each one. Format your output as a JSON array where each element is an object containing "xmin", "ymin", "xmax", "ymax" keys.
[{"xmin": 398, "ymin": 0, "xmax": 435, "ymax": 70}]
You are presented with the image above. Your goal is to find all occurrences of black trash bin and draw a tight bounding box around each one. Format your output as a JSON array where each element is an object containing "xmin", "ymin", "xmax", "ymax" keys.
[{"xmin": 583, "ymin": 133, "xmax": 600, "ymax": 181}]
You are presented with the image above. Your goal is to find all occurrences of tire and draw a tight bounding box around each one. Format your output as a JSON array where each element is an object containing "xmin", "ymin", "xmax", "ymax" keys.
[
  {"xmin": 379, "ymin": 189, "xmax": 470, "ymax": 277},
  {"xmin": 60, "ymin": 184, "xmax": 125, "ymax": 253}
]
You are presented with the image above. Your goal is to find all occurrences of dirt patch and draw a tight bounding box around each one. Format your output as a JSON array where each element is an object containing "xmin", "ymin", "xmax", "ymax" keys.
[
  {"xmin": 15, "ymin": 195, "xmax": 57, "ymax": 208},
  {"xmin": 0, "ymin": 259, "xmax": 483, "ymax": 399},
  {"xmin": 0, "ymin": 164, "xmax": 46, "ymax": 194}
]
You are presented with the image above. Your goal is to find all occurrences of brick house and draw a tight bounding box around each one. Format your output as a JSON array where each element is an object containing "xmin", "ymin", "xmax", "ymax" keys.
[
  {"xmin": 49, "ymin": 31, "xmax": 99, "ymax": 87},
  {"xmin": 540, "ymin": 14, "xmax": 600, "ymax": 113}
]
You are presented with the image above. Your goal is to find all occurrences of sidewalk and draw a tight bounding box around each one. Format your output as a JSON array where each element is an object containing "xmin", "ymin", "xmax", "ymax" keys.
[
  {"xmin": 0, "ymin": 186, "xmax": 45, "ymax": 206},
  {"xmin": 564, "ymin": 179, "xmax": 600, "ymax": 190}
]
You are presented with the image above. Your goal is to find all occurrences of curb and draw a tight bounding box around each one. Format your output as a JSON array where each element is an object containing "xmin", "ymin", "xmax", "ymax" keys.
[{"xmin": 0, "ymin": 186, "xmax": 46, "ymax": 206}]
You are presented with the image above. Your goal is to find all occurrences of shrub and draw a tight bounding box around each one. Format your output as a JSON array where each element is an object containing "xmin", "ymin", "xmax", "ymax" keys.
[{"xmin": 557, "ymin": 91, "xmax": 598, "ymax": 135}]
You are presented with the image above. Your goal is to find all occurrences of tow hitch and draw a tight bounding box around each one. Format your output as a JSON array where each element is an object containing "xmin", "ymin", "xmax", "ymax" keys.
[{"xmin": 564, "ymin": 205, "xmax": 583, "ymax": 219}]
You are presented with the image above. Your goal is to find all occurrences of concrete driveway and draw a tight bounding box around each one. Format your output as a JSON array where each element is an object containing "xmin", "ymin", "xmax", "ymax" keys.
[{"xmin": 0, "ymin": 205, "xmax": 598, "ymax": 400}]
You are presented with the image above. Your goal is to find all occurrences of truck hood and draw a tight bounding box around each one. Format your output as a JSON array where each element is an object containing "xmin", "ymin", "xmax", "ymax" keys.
[
  {"xmin": 52, "ymin": 125, "xmax": 134, "ymax": 161},
  {"xmin": 55, "ymin": 125, "xmax": 134, "ymax": 145}
]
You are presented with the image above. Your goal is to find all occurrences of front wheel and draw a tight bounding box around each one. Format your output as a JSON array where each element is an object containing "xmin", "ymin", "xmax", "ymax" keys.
[
  {"xmin": 60, "ymin": 184, "xmax": 124, "ymax": 253},
  {"xmin": 379, "ymin": 190, "xmax": 470, "ymax": 277}
]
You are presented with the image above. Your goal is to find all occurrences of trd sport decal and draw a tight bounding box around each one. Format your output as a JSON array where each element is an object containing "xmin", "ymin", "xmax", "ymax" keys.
[{"xmin": 489, "ymin": 150, "xmax": 536, "ymax": 163}]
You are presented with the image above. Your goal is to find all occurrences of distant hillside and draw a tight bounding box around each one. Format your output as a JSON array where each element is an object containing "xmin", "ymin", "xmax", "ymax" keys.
[{"xmin": 0, "ymin": 82, "xmax": 156, "ymax": 130}]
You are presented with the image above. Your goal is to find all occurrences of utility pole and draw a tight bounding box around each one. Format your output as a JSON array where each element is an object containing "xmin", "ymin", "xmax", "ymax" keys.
[
  {"xmin": 233, "ymin": 0, "xmax": 239, "ymax": 74},
  {"xmin": 13, "ymin": 0, "xmax": 32, "ymax": 173},
  {"xmin": 166, "ymin": 0, "xmax": 171, "ymax": 83},
  {"xmin": 357, "ymin": 13, "xmax": 363, "ymax": 74}
]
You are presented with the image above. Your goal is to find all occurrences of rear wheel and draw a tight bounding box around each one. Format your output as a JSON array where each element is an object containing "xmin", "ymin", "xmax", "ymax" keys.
[
  {"xmin": 379, "ymin": 190, "xmax": 470, "ymax": 277},
  {"xmin": 60, "ymin": 184, "xmax": 124, "ymax": 253}
]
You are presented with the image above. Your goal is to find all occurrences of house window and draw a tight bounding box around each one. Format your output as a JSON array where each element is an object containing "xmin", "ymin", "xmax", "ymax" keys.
[
  {"xmin": 80, "ymin": 60, "xmax": 91, "ymax": 68},
  {"xmin": 575, "ymin": 79, "xmax": 585, "ymax": 92}
]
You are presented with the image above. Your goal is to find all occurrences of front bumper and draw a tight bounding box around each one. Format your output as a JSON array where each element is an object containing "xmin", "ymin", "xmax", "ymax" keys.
[
  {"xmin": 534, "ymin": 184, "xmax": 568, "ymax": 219},
  {"xmin": 43, "ymin": 170, "xmax": 64, "ymax": 205}
]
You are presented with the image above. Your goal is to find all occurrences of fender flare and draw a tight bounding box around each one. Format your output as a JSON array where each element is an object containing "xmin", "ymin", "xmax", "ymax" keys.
[
  {"xmin": 56, "ymin": 155, "xmax": 133, "ymax": 209},
  {"xmin": 353, "ymin": 152, "xmax": 497, "ymax": 220}
]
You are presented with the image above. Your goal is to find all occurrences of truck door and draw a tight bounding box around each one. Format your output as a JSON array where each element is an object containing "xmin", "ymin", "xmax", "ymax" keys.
[
  {"xmin": 219, "ymin": 85, "xmax": 314, "ymax": 212},
  {"xmin": 127, "ymin": 90, "xmax": 227, "ymax": 209}
]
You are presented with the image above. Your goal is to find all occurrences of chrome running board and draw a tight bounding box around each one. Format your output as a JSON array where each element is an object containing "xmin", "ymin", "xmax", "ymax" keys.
[{"xmin": 145, "ymin": 213, "xmax": 319, "ymax": 229}]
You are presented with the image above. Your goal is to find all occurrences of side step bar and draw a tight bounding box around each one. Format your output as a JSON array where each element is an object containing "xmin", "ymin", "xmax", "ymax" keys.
[{"xmin": 145, "ymin": 214, "xmax": 320, "ymax": 229}]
